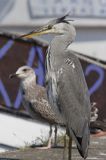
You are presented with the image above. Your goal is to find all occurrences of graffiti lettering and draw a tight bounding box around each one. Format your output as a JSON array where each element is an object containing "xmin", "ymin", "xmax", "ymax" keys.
[
  {"xmin": 0, "ymin": 40, "xmax": 14, "ymax": 59},
  {"xmin": 85, "ymin": 64, "xmax": 104, "ymax": 95},
  {"xmin": 0, "ymin": 39, "xmax": 105, "ymax": 110},
  {"xmin": 0, "ymin": 79, "xmax": 11, "ymax": 106},
  {"xmin": 35, "ymin": 47, "xmax": 45, "ymax": 85},
  {"xmin": 0, "ymin": 44, "xmax": 45, "ymax": 109}
]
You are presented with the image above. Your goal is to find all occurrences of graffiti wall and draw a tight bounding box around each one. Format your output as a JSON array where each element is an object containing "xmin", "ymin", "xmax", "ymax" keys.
[
  {"xmin": 0, "ymin": 33, "xmax": 106, "ymax": 123},
  {"xmin": 0, "ymin": 33, "xmax": 46, "ymax": 110},
  {"xmin": 81, "ymin": 61, "xmax": 106, "ymax": 123}
]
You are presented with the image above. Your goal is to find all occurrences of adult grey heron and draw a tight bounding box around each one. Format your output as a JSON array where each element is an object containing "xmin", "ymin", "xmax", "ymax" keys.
[{"xmin": 21, "ymin": 14, "xmax": 91, "ymax": 159}]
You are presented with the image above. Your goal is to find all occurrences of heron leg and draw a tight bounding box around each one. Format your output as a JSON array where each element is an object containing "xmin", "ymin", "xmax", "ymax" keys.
[
  {"xmin": 68, "ymin": 136, "xmax": 72, "ymax": 160},
  {"xmin": 54, "ymin": 125, "xmax": 58, "ymax": 147},
  {"xmin": 62, "ymin": 131, "xmax": 67, "ymax": 160},
  {"xmin": 66, "ymin": 128, "xmax": 72, "ymax": 160}
]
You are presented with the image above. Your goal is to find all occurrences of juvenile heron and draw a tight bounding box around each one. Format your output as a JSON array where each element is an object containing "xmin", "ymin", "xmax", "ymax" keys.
[
  {"xmin": 21, "ymin": 14, "xmax": 91, "ymax": 159},
  {"xmin": 10, "ymin": 66, "xmax": 63, "ymax": 149}
]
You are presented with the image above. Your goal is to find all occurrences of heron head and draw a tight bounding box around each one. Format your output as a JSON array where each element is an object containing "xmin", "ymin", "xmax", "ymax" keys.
[
  {"xmin": 9, "ymin": 66, "xmax": 35, "ymax": 80},
  {"xmin": 21, "ymin": 13, "xmax": 75, "ymax": 38}
]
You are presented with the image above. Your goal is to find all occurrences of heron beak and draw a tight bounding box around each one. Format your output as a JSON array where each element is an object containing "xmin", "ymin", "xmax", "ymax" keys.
[
  {"xmin": 9, "ymin": 73, "xmax": 18, "ymax": 79},
  {"xmin": 21, "ymin": 27, "xmax": 53, "ymax": 38}
]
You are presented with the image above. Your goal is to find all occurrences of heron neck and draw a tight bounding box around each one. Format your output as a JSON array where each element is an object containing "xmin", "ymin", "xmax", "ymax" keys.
[
  {"xmin": 50, "ymin": 32, "xmax": 75, "ymax": 56},
  {"xmin": 46, "ymin": 26, "xmax": 76, "ymax": 71}
]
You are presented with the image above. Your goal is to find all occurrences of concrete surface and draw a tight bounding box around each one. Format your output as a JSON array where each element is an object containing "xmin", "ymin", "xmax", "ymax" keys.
[{"xmin": 0, "ymin": 135, "xmax": 106, "ymax": 160}]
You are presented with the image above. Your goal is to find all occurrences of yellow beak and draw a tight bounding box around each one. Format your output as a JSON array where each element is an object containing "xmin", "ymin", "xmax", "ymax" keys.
[{"xmin": 21, "ymin": 28, "xmax": 53, "ymax": 39}]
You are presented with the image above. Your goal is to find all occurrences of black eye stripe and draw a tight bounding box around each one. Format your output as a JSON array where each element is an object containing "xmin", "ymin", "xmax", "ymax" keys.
[{"xmin": 48, "ymin": 25, "xmax": 52, "ymax": 29}]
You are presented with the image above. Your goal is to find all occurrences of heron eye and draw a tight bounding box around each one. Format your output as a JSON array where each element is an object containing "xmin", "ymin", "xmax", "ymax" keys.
[{"xmin": 48, "ymin": 25, "xmax": 52, "ymax": 29}]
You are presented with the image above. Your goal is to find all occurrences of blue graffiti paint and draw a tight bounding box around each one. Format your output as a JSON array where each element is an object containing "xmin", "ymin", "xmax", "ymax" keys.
[
  {"xmin": 14, "ymin": 90, "xmax": 22, "ymax": 109},
  {"xmin": 0, "ymin": 40, "xmax": 14, "ymax": 59},
  {"xmin": 0, "ymin": 40, "xmax": 14, "ymax": 107},
  {"xmin": 85, "ymin": 64, "xmax": 104, "ymax": 95},
  {"xmin": 36, "ymin": 47, "xmax": 44, "ymax": 64},
  {"xmin": 26, "ymin": 46, "xmax": 45, "ymax": 85},
  {"xmin": 27, "ymin": 46, "xmax": 36, "ymax": 66},
  {"xmin": 35, "ymin": 47, "xmax": 45, "ymax": 85},
  {"xmin": 0, "ymin": 79, "xmax": 11, "ymax": 106}
]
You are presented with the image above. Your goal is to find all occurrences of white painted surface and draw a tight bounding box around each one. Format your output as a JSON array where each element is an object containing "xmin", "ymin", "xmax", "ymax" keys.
[
  {"xmin": 0, "ymin": 113, "xmax": 65, "ymax": 153},
  {"xmin": 69, "ymin": 41, "xmax": 106, "ymax": 61},
  {"xmin": 0, "ymin": 113, "xmax": 49, "ymax": 147}
]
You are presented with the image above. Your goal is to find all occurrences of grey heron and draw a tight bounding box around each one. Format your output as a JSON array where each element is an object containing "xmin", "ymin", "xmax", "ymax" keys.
[{"xmin": 20, "ymin": 14, "xmax": 91, "ymax": 159}]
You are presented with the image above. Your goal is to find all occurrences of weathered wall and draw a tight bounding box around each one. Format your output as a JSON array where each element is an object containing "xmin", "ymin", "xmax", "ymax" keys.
[{"xmin": 0, "ymin": 33, "xmax": 106, "ymax": 123}]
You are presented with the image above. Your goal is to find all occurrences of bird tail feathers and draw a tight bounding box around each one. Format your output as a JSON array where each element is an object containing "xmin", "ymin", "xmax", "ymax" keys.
[{"xmin": 69, "ymin": 122, "xmax": 90, "ymax": 159}]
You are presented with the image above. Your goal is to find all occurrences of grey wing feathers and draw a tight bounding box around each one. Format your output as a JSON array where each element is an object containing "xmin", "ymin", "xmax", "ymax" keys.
[{"xmin": 57, "ymin": 51, "xmax": 91, "ymax": 158}]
